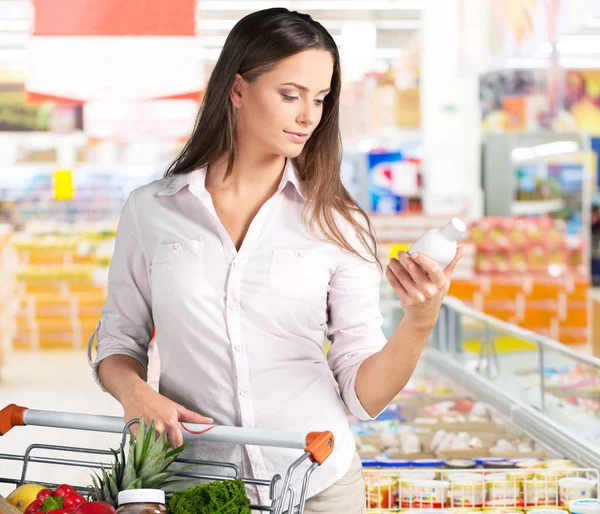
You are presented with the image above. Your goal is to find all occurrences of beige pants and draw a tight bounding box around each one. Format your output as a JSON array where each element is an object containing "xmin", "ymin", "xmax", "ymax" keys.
[{"xmin": 303, "ymin": 451, "xmax": 366, "ymax": 514}]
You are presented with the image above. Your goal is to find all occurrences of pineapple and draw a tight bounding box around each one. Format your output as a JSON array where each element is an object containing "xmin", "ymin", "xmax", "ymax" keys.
[{"xmin": 89, "ymin": 416, "xmax": 194, "ymax": 507}]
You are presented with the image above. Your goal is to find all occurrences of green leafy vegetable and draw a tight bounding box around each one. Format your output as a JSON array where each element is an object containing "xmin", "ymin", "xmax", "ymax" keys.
[
  {"xmin": 41, "ymin": 496, "xmax": 64, "ymax": 512},
  {"xmin": 169, "ymin": 481, "xmax": 251, "ymax": 514}
]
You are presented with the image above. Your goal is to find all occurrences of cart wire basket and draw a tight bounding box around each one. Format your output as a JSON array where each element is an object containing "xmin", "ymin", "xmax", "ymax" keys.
[{"xmin": 0, "ymin": 404, "xmax": 334, "ymax": 514}]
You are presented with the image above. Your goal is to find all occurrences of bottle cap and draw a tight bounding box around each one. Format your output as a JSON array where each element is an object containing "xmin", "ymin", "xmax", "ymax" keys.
[
  {"xmin": 441, "ymin": 218, "xmax": 466, "ymax": 240},
  {"xmin": 118, "ymin": 489, "xmax": 165, "ymax": 506}
]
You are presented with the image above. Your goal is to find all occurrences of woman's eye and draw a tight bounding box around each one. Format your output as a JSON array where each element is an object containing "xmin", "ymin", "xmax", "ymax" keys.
[
  {"xmin": 282, "ymin": 93, "xmax": 299, "ymax": 102},
  {"xmin": 315, "ymin": 99, "xmax": 325, "ymax": 106}
]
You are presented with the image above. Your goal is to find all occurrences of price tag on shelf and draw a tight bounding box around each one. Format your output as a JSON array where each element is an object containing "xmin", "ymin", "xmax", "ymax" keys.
[{"xmin": 53, "ymin": 169, "xmax": 75, "ymax": 201}]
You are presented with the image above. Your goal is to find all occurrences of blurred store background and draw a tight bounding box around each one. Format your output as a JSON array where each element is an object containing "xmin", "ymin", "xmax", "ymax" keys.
[{"xmin": 4, "ymin": 0, "xmax": 600, "ymax": 509}]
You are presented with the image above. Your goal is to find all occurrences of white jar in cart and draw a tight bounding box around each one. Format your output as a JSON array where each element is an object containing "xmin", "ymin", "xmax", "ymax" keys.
[
  {"xmin": 558, "ymin": 477, "xmax": 596, "ymax": 506},
  {"xmin": 408, "ymin": 218, "xmax": 466, "ymax": 269}
]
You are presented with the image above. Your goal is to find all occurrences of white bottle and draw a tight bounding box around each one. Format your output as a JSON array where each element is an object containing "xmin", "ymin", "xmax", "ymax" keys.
[{"xmin": 408, "ymin": 218, "xmax": 466, "ymax": 269}]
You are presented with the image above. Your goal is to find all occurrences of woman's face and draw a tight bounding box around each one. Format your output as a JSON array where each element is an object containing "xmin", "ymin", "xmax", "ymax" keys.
[{"xmin": 232, "ymin": 49, "xmax": 334, "ymax": 159}]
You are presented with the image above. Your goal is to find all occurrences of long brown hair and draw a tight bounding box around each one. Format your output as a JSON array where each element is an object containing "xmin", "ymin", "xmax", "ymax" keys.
[{"xmin": 165, "ymin": 8, "xmax": 378, "ymax": 265}]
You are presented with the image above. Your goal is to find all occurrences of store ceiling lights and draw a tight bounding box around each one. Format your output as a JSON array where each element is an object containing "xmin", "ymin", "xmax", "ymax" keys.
[{"xmin": 198, "ymin": 0, "xmax": 426, "ymax": 11}]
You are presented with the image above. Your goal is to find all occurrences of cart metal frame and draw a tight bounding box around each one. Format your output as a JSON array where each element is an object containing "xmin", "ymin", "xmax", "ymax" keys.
[{"xmin": 0, "ymin": 404, "xmax": 334, "ymax": 514}]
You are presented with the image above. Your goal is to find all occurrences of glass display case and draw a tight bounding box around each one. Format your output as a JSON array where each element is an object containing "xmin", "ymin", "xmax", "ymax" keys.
[{"xmin": 434, "ymin": 297, "xmax": 600, "ymax": 449}]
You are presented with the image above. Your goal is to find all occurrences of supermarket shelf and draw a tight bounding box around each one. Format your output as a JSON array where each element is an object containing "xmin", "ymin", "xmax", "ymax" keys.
[
  {"xmin": 423, "ymin": 348, "xmax": 600, "ymax": 469},
  {"xmin": 509, "ymin": 198, "xmax": 565, "ymax": 215}
]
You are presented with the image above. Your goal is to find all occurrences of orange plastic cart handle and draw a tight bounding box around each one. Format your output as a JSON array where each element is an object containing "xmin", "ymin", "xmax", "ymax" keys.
[
  {"xmin": 305, "ymin": 431, "xmax": 334, "ymax": 465},
  {"xmin": 0, "ymin": 404, "xmax": 27, "ymax": 436}
]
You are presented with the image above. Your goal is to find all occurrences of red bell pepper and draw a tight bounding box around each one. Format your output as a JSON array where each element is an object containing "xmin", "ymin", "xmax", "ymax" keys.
[{"xmin": 72, "ymin": 501, "xmax": 117, "ymax": 514}]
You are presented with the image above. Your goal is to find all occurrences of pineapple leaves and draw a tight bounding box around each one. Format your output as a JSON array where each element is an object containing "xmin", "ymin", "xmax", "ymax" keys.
[
  {"xmin": 144, "ymin": 429, "xmax": 168, "ymax": 464},
  {"xmin": 100, "ymin": 467, "xmax": 113, "ymax": 505},
  {"xmin": 88, "ymin": 413, "xmax": 196, "ymax": 506},
  {"xmin": 126, "ymin": 477, "xmax": 143, "ymax": 490},
  {"xmin": 89, "ymin": 472, "xmax": 103, "ymax": 502},
  {"xmin": 143, "ymin": 464, "xmax": 199, "ymax": 489},
  {"xmin": 134, "ymin": 414, "xmax": 147, "ymax": 470},
  {"xmin": 136, "ymin": 415, "xmax": 155, "ymax": 473},
  {"xmin": 122, "ymin": 438, "xmax": 138, "ymax": 489},
  {"xmin": 161, "ymin": 445, "xmax": 187, "ymax": 469}
]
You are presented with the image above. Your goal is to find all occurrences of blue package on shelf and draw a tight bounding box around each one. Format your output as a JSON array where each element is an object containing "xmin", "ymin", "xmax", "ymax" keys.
[
  {"xmin": 412, "ymin": 459, "xmax": 446, "ymax": 468},
  {"xmin": 375, "ymin": 404, "xmax": 407, "ymax": 422},
  {"xmin": 475, "ymin": 457, "xmax": 509, "ymax": 466},
  {"xmin": 367, "ymin": 151, "xmax": 404, "ymax": 214},
  {"xmin": 361, "ymin": 458, "xmax": 380, "ymax": 468},
  {"xmin": 375, "ymin": 459, "xmax": 413, "ymax": 468}
]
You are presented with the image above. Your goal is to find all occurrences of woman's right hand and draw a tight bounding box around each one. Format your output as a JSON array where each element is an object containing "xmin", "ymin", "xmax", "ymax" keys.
[{"xmin": 121, "ymin": 381, "xmax": 213, "ymax": 448}]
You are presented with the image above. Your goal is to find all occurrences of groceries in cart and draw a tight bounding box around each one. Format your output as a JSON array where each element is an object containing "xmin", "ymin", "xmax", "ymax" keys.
[
  {"xmin": 7, "ymin": 484, "xmax": 115, "ymax": 514},
  {"xmin": 2, "ymin": 414, "xmax": 252, "ymax": 514},
  {"xmin": 1, "ymin": 404, "xmax": 335, "ymax": 514}
]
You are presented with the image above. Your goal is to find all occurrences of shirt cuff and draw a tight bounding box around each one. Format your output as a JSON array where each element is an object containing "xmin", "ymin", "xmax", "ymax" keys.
[
  {"xmin": 340, "ymin": 362, "xmax": 387, "ymax": 421},
  {"xmin": 88, "ymin": 322, "xmax": 149, "ymax": 392}
]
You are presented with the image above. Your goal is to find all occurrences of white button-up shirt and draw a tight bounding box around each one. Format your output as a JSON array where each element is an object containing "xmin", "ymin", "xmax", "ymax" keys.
[{"xmin": 90, "ymin": 159, "xmax": 387, "ymax": 504}]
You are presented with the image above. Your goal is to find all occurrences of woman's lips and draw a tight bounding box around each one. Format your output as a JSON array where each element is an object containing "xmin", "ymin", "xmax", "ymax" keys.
[{"xmin": 284, "ymin": 130, "xmax": 309, "ymax": 143}]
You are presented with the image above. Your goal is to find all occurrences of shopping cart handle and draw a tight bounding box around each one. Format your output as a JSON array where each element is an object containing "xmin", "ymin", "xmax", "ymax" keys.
[
  {"xmin": 0, "ymin": 405, "xmax": 335, "ymax": 465},
  {"xmin": 304, "ymin": 431, "xmax": 335, "ymax": 465},
  {"xmin": 0, "ymin": 404, "xmax": 26, "ymax": 436}
]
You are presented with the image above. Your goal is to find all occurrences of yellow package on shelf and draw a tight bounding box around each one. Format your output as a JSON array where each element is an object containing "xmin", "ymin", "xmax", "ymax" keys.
[
  {"xmin": 17, "ymin": 264, "xmax": 95, "ymax": 283},
  {"xmin": 12, "ymin": 237, "xmax": 78, "ymax": 252},
  {"xmin": 12, "ymin": 317, "xmax": 82, "ymax": 350}
]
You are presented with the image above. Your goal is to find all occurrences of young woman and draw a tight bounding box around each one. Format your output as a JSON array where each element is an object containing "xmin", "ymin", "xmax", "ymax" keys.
[{"xmin": 90, "ymin": 8, "xmax": 462, "ymax": 513}]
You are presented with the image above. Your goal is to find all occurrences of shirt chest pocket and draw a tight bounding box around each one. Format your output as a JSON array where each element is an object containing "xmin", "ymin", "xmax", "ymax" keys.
[
  {"xmin": 269, "ymin": 249, "xmax": 330, "ymax": 300},
  {"xmin": 150, "ymin": 240, "xmax": 212, "ymax": 297}
]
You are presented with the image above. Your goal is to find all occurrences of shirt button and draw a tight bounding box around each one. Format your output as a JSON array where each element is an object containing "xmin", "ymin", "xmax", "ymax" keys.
[
  {"xmin": 173, "ymin": 242, "xmax": 182, "ymax": 251},
  {"xmin": 234, "ymin": 344, "xmax": 243, "ymax": 352},
  {"xmin": 228, "ymin": 303, "xmax": 238, "ymax": 311},
  {"xmin": 233, "ymin": 260, "xmax": 241, "ymax": 268},
  {"xmin": 239, "ymin": 389, "xmax": 249, "ymax": 397},
  {"xmin": 298, "ymin": 250, "xmax": 308, "ymax": 257}
]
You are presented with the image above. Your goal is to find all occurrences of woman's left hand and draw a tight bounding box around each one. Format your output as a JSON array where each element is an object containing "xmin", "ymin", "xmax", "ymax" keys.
[{"xmin": 385, "ymin": 248, "xmax": 464, "ymax": 330}]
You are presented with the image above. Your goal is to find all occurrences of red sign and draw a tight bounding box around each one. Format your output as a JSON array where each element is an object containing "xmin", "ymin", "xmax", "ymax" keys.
[
  {"xmin": 27, "ymin": 0, "xmax": 200, "ymax": 104},
  {"xmin": 32, "ymin": 0, "xmax": 195, "ymax": 36}
]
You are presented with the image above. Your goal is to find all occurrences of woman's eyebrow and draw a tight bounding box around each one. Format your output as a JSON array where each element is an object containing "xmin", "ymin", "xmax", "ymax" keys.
[{"xmin": 279, "ymin": 82, "xmax": 331, "ymax": 94}]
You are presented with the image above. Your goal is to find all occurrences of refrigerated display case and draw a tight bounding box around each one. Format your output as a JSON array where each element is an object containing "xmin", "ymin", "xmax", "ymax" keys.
[
  {"xmin": 427, "ymin": 296, "xmax": 600, "ymax": 458},
  {"xmin": 352, "ymin": 324, "xmax": 600, "ymax": 511},
  {"xmin": 346, "ymin": 275, "xmax": 600, "ymax": 514}
]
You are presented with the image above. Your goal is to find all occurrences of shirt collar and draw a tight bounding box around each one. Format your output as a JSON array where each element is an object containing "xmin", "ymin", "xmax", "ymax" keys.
[
  {"xmin": 156, "ymin": 159, "xmax": 305, "ymax": 200},
  {"xmin": 278, "ymin": 158, "xmax": 306, "ymax": 200},
  {"xmin": 156, "ymin": 167, "xmax": 208, "ymax": 197}
]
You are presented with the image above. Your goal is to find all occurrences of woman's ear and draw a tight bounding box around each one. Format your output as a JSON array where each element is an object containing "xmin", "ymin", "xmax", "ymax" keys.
[{"xmin": 230, "ymin": 74, "xmax": 246, "ymax": 109}]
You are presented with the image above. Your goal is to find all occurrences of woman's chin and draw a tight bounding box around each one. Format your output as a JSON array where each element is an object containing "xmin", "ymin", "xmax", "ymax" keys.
[{"xmin": 279, "ymin": 143, "xmax": 306, "ymax": 159}]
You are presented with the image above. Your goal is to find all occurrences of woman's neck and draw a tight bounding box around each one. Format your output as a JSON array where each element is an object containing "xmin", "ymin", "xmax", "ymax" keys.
[{"xmin": 206, "ymin": 149, "xmax": 286, "ymax": 198}]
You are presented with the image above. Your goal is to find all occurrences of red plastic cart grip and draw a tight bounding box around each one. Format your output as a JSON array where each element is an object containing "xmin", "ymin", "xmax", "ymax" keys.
[
  {"xmin": 0, "ymin": 404, "xmax": 27, "ymax": 436},
  {"xmin": 305, "ymin": 431, "xmax": 334, "ymax": 465}
]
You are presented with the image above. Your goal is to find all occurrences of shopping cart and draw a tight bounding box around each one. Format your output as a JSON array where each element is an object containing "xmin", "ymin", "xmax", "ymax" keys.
[{"xmin": 0, "ymin": 404, "xmax": 334, "ymax": 514}]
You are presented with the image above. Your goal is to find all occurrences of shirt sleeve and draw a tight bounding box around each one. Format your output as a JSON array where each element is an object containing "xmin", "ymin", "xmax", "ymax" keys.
[
  {"xmin": 326, "ymin": 248, "xmax": 388, "ymax": 421},
  {"xmin": 89, "ymin": 191, "xmax": 154, "ymax": 391}
]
